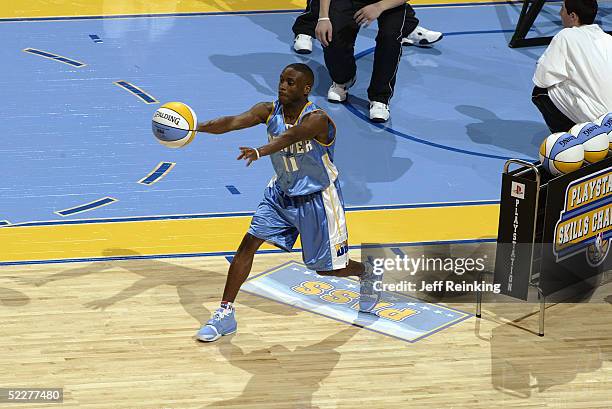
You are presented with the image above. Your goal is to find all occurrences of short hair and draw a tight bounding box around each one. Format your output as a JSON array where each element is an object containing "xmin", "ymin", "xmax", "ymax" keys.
[
  {"xmin": 284, "ymin": 63, "xmax": 314, "ymax": 86},
  {"xmin": 565, "ymin": 0, "xmax": 598, "ymax": 25}
]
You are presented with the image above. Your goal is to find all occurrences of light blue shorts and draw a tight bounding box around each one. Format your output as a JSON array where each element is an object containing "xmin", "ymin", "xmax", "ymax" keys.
[{"xmin": 248, "ymin": 181, "xmax": 349, "ymax": 271}]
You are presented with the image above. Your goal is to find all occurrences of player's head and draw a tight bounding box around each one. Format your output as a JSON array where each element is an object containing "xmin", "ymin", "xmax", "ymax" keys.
[
  {"xmin": 278, "ymin": 63, "xmax": 314, "ymax": 105},
  {"xmin": 561, "ymin": 0, "xmax": 597, "ymax": 27}
]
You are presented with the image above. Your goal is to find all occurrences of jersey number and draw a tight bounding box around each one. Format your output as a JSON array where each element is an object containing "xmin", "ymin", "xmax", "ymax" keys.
[{"xmin": 282, "ymin": 155, "xmax": 299, "ymax": 172}]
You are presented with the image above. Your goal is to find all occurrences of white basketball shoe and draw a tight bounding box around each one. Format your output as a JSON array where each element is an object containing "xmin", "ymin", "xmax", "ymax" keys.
[
  {"xmin": 293, "ymin": 34, "xmax": 313, "ymax": 54},
  {"xmin": 327, "ymin": 77, "xmax": 356, "ymax": 103},
  {"xmin": 402, "ymin": 26, "xmax": 443, "ymax": 47},
  {"xmin": 369, "ymin": 101, "xmax": 390, "ymax": 123}
]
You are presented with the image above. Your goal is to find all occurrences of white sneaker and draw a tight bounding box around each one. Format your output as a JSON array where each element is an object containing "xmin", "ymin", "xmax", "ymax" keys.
[
  {"xmin": 293, "ymin": 34, "xmax": 313, "ymax": 54},
  {"xmin": 327, "ymin": 77, "xmax": 355, "ymax": 103},
  {"xmin": 369, "ymin": 101, "xmax": 390, "ymax": 123},
  {"xmin": 402, "ymin": 26, "xmax": 443, "ymax": 47}
]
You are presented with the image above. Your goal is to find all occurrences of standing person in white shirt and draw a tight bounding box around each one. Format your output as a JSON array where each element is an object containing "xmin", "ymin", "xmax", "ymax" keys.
[{"xmin": 532, "ymin": 0, "xmax": 612, "ymax": 132}]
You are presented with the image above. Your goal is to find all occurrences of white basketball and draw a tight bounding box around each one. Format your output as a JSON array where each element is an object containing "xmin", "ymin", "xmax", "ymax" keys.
[
  {"xmin": 594, "ymin": 112, "xmax": 612, "ymax": 155},
  {"xmin": 569, "ymin": 122, "xmax": 608, "ymax": 164},
  {"xmin": 539, "ymin": 132, "xmax": 584, "ymax": 176},
  {"xmin": 152, "ymin": 102, "xmax": 198, "ymax": 148}
]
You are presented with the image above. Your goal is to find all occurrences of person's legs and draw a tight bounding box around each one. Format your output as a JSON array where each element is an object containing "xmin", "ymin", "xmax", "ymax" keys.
[
  {"xmin": 403, "ymin": 26, "xmax": 444, "ymax": 47},
  {"xmin": 298, "ymin": 182, "xmax": 382, "ymax": 312},
  {"xmin": 197, "ymin": 185, "xmax": 299, "ymax": 342},
  {"xmin": 293, "ymin": 0, "xmax": 320, "ymax": 53},
  {"xmin": 221, "ymin": 233, "xmax": 265, "ymax": 303},
  {"xmin": 316, "ymin": 259, "xmax": 365, "ymax": 277},
  {"xmin": 195, "ymin": 233, "xmax": 264, "ymax": 342},
  {"xmin": 292, "ymin": 0, "xmax": 319, "ymax": 37},
  {"xmin": 368, "ymin": 3, "xmax": 408, "ymax": 104},
  {"xmin": 401, "ymin": 6, "xmax": 444, "ymax": 47},
  {"xmin": 532, "ymin": 86, "xmax": 576, "ymax": 133},
  {"xmin": 402, "ymin": 3, "xmax": 419, "ymax": 36},
  {"xmin": 323, "ymin": 0, "xmax": 360, "ymax": 101},
  {"xmin": 317, "ymin": 260, "xmax": 381, "ymax": 312},
  {"xmin": 365, "ymin": 2, "xmax": 408, "ymax": 121}
]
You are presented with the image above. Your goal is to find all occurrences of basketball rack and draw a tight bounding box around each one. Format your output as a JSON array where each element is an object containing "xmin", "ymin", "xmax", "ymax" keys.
[
  {"xmin": 477, "ymin": 155, "xmax": 612, "ymax": 336},
  {"xmin": 476, "ymin": 159, "xmax": 548, "ymax": 336}
]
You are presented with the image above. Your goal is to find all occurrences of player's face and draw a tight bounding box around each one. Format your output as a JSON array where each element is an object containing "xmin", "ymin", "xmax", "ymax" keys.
[{"xmin": 278, "ymin": 68, "xmax": 309, "ymax": 104}]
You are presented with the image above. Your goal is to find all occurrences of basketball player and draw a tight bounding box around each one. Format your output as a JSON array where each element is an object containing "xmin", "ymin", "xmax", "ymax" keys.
[{"xmin": 194, "ymin": 63, "xmax": 382, "ymax": 342}]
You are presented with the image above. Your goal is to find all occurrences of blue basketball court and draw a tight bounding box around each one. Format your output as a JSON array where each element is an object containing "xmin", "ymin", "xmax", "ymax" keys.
[{"xmin": 1, "ymin": 3, "xmax": 567, "ymax": 226}]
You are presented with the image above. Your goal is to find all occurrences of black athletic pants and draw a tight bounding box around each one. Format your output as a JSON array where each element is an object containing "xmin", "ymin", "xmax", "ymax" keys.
[
  {"xmin": 294, "ymin": 0, "xmax": 418, "ymax": 104},
  {"xmin": 532, "ymin": 86, "xmax": 575, "ymax": 133},
  {"xmin": 292, "ymin": 0, "xmax": 419, "ymax": 38}
]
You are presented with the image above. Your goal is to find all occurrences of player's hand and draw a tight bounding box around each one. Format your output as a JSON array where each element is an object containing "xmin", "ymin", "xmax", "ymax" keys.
[
  {"xmin": 354, "ymin": 4, "xmax": 382, "ymax": 27},
  {"xmin": 316, "ymin": 20, "xmax": 333, "ymax": 47},
  {"xmin": 237, "ymin": 147, "xmax": 259, "ymax": 167}
]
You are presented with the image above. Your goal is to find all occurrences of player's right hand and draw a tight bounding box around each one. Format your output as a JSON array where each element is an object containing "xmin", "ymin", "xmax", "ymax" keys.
[
  {"xmin": 316, "ymin": 20, "xmax": 333, "ymax": 47},
  {"xmin": 237, "ymin": 147, "xmax": 259, "ymax": 167}
]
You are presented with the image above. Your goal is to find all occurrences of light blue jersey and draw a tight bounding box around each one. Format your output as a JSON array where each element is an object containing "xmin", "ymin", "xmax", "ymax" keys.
[
  {"xmin": 247, "ymin": 100, "xmax": 349, "ymax": 271},
  {"xmin": 266, "ymin": 101, "xmax": 338, "ymax": 196}
]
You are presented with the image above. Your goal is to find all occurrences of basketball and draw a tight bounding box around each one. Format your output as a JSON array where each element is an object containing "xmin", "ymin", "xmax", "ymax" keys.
[
  {"xmin": 594, "ymin": 112, "xmax": 612, "ymax": 154},
  {"xmin": 569, "ymin": 122, "xmax": 608, "ymax": 164},
  {"xmin": 152, "ymin": 102, "xmax": 198, "ymax": 148},
  {"xmin": 539, "ymin": 132, "xmax": 584, "ymax": 176}
]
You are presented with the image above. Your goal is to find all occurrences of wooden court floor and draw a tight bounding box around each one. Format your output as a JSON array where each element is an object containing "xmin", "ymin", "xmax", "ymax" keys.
[{"xmin": 1, "ymin": 252, "xmax": 610, "ymax": 409}]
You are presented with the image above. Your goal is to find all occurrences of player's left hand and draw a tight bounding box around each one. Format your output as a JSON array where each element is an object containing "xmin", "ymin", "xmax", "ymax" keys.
[
  {"xmin": 237, "ymin": 147, "xmax": 259, "ymax": 167},
  {"xmin": 354, "ymin": 4, "xmax": 382, "ymax": 27}
]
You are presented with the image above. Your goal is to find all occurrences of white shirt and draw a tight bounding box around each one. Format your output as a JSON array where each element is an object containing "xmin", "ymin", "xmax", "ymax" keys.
[{"xmin": 533, "ymin": 24, "xmax": 612, "ymax": 123}]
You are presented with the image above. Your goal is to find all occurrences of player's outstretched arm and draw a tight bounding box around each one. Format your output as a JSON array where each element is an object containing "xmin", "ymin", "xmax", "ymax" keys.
[
  {"xmin": 237, "ymin": 111, "xmax": 329, "ymax": 166},
  {"xmin": 196, "ymin": 102, "xmax": 273, "ymax": 134}
]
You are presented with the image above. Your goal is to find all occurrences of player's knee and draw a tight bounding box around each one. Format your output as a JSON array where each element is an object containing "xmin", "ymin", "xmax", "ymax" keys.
[
  {"xmin": 325, "ymin": 33, "xmax": 354, "ymax": 49},
  {"xmin": 236, "ymin": 233, "xmax": 263, "ymax": 255}
]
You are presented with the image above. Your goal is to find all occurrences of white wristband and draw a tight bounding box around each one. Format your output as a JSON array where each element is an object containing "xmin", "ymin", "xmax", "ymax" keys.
[
  {"xmin": 318, "ymin": 17, "xmax": 330, "ymax": 22},
  {"xmin": 254, "ymin": 148, "xmax": 260, "ymax": 160}
]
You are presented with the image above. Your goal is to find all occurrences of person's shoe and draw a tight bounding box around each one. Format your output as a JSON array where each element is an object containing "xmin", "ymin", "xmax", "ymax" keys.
[
  {"xmin": 369, "ymin": 101, "xmax": 390, "ymax": 123},
  {"xmin": 196, "ymin": 307, "xmax": 237, "ymax": 342},
  {"xmin": 359, "ymin": 260, "xmax": 384, "ymax": 313},
  {"xmin": 327, "ymin": 77, "xmax": 356, "ymax": 103},
  {"xmin": 293, "ymin": 34, "xmax": 313, "ymax": 54},
  {"xmin": 402, "ymin": 26, "xmax": 443, "ymax": 47}
]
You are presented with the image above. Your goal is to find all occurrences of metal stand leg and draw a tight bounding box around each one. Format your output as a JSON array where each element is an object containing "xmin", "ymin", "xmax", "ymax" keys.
[
  {"xmin": 476, "ymin": 272, "xmax": 482, "ymax": 318},
  {"xmin": 509, "ymin": 0, "xmax": 548, "ymax": 47},
  {"xmin": 509, "ymin": 0, "xmax": 612, "ymax": 48},
  {"xmin": 538, "ymin": 288, "xmax": 545, "ymax": 336}
]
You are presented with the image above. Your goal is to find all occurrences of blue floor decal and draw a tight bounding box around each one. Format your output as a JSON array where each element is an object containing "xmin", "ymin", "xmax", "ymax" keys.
[{"xmin": 242, "ymin": 261, "xmax": 472, "ymax": 342}]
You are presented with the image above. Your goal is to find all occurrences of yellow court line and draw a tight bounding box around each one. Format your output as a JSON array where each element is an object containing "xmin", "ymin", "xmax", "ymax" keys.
[
  {"xmin": 0, "ymin": 204, "xmax": 499, "ymax": 263},
  {"xmin": 2, "ymin": 0, "xmax": 512, "ymax": 19}
]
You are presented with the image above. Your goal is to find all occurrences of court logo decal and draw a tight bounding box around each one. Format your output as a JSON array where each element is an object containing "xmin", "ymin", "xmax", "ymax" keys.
[{"xmin": 242, "ymin": 261, "xmax": 471, "ymax": 343}]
